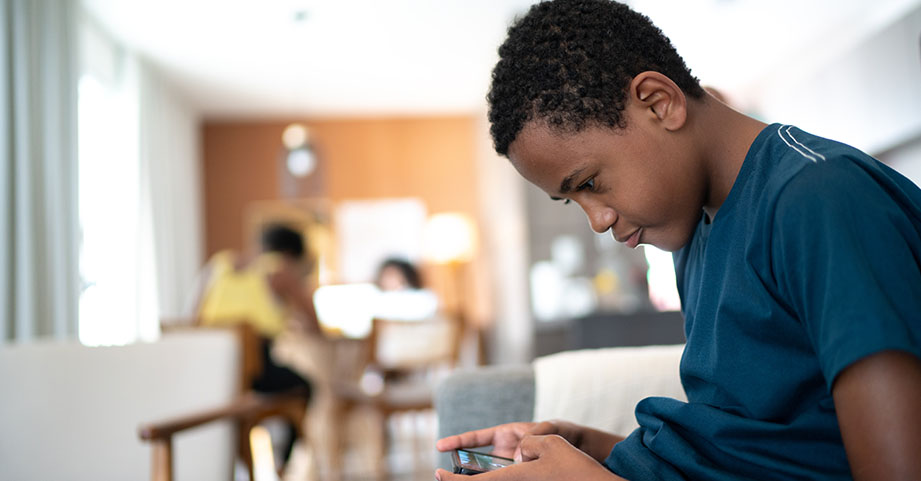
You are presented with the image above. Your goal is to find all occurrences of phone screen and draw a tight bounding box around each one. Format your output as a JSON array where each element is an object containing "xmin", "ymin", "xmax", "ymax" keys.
[{"xmin": 452, "ymin": 449, "xmax": 515, "ymax": 474}]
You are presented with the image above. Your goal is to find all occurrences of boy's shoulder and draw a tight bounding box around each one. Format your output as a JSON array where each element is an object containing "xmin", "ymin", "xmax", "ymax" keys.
[
  {"xmin": 759, "ymin": 125, "xmax": 867, "ymax": 175},
  {"xmin": 716, "ymin": 123, "xmax": 921, "ymax": 246},
  {"xmin": 752, "ymin": 124, "xmax": 889, "ymax": 204},
  {"xmin": 759, "ymin": 125, "xmax": 921, "ymax": 246}
]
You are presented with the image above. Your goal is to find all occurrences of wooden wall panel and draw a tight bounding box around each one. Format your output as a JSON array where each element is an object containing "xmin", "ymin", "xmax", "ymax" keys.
[
  {"xmin": 202, "ymin": 115, "xmax": 493, "ymax": 345},
  {"xmin": 201, "ymin": 116, "xmax": 479, "ymax": 261},
  {"xmin": 202, "ymin": 123, "xmax": 282, "ymax": 257}
]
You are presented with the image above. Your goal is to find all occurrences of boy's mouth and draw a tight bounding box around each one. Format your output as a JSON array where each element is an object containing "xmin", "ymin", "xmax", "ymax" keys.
[{"xmin": 624, "ymin": 228, "xmax": 642, "ymax": 249}]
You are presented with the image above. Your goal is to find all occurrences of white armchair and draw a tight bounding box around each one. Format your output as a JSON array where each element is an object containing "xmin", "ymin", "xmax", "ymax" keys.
[{"xmin": 0, "ymin": 330, "xmax": 239, "ymax": 481}]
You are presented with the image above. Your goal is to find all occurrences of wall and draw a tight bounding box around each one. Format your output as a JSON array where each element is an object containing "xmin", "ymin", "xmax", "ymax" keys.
[
  {"xmin": 202, "ymin": 122, "xmax": 287, "ymax": 256},
  {"xmin": 880, "ymin": 135, "xmax": 921, "ymax": 186},
  {"xmin": 750, "ymin": 4, "xmax": 921, "ymax": 155},
  {"xmin": 202, "ymin": 116, "xmax": 478, "ymax": 255},
  {"xmin": 201, "ymin": 115, "xmax": 495, "ymax": 332},
  {"xmin": 473, "ymin": 111, "xmax": 533, "ymax": 364}
]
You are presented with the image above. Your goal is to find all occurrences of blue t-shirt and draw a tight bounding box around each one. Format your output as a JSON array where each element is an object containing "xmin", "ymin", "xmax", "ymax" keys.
[{"xmin": 604, "ymin": 124, "xmax": 921, "ymax": 480}]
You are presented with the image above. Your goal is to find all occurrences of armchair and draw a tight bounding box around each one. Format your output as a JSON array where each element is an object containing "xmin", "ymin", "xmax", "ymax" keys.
[
  {"xmin": 0, "ymin": 330, "xmax": 239, "ymax": 481},
  {"xmin": 139, "ymin": 323, "xmax": 308, "ymax": 481}
]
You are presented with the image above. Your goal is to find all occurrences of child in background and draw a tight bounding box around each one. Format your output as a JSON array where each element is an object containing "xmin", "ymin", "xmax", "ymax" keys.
[{"xmin": 375, "ymin": 257, "xmax": 423, "ymax": 291}]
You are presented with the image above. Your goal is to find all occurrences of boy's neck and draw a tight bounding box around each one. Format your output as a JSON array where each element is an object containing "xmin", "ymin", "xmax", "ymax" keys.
[{"xmin": 692, "ymin": 95, "xmax": 767, "ymax": 222}]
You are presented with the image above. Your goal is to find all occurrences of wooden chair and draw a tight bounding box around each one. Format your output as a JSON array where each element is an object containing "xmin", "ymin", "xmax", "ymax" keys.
[
  {"xmin": 138, "ymin": 322, "xmax": 308, "ymax": 481},
  {"xmin": 325, "ymin": 315, "xmax": 462, "ymax": 479}
]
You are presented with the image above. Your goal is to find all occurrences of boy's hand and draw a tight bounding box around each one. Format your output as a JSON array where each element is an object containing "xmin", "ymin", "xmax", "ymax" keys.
[
  {"xmin": 436, "ymin": 421, "xmax": 573, "ymax": 460},
  {"xmin": 435, "ymin": 434, "xmax": 626, "ymax": 481},
  {"xmin": 437, "ymin": 420, "xmax": 622, "ymax": 464}
]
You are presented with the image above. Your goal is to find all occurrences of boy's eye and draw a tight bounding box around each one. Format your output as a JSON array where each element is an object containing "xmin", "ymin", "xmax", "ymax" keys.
[{"xmin": 577, "ymin": 178, "xmax": 595, "ymax": 191}]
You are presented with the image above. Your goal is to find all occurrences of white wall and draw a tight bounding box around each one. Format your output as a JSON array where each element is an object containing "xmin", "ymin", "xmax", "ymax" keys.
[
  {"xmin": 881, "ymin": 136, "xmax": 921, "ymax": 186},
  {"xmin": 475, "ymin": 111, "xmax": 534, "ymax": 364},
  {"xmin": 750, "ymin": 4, "xmax": 921, "ymax": 155}
]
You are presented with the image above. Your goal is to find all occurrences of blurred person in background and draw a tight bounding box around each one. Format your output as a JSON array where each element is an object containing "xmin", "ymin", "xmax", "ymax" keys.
[
  {"xmin": 374, "ymin": 257, "xmax": 424, "ymax": 291},
  {"xmin": 193, "ymin": 223, "xmax": 318, "ymax": 462}
]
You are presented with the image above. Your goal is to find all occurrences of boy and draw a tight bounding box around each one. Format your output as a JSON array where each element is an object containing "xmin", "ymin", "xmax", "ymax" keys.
[{"xmin": 436, "ymin": 0, "xmax": 921, "ymax": 479}]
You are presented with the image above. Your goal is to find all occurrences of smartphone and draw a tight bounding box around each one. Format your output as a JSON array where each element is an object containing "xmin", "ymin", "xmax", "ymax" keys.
[{"xmin": 451, "ymin": 448, "xmax": 515, "ymax": 475}]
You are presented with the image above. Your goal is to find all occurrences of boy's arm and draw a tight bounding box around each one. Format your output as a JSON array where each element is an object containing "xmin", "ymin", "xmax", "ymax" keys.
[
  {"xmin": 563, "ymin": 422, "xmax": 625, "ymax": 463},
  {"xmin": 833, "ymin": 350, "xmax": 921, "ymax": 480}
]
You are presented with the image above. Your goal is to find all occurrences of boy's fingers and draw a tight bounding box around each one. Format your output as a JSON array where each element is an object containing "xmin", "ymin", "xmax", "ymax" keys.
[
  {"xmin": 436, "ymin": 427, "xmax": 496, "ymax": 451},
  {"xmin": 518, "ymin": 434, "xmax": 566, "ymax": 462},
  {"xmin": 526, "ymin": 421, "xmax": 558, "ymax": 436}
]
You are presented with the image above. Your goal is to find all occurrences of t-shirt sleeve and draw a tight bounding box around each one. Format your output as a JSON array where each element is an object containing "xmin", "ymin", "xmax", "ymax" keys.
[{"xmin": 772, "ymin": 159, "xmax": 921, "ymax": 390}]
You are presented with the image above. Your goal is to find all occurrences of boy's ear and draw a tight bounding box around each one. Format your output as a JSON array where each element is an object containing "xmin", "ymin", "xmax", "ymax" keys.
[{"xmin": 629, "ymin": 71, "xmax": 687, "ymax": 131}]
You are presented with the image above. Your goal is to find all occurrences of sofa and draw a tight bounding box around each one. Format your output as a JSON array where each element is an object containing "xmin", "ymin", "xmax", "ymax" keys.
[{"xmin": 434, "ymin": 344, "xmax": 686, "ymax": 470}]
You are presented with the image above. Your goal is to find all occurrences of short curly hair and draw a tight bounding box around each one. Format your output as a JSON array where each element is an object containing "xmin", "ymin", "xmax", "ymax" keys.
[
  {"xmin": 261, "ymin": 224, "xmax": 305, "ymax": 259},
  {"xmin": 488, "ymin": 0, "xmax": 705, "ymax": 157}
]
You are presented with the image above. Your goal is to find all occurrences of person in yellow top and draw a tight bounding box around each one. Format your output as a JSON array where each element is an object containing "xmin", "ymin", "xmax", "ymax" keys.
[{"xmin": 193, "ymin": 223, "xmax": 320, "ymax": 460}]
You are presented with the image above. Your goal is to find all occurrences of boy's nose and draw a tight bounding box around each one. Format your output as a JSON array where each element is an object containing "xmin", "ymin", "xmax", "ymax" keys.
[{"xmin": 580, "ymin": 201, "xmax": 615, "ymax": 234}]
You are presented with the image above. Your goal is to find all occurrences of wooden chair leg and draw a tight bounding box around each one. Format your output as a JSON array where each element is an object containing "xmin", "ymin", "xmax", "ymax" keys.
[
  {"xmin": 410, "ymin": 412, "xmax": 420, "ymax": 477},
  {"xmin": 376, "ymin": 408, "xmax": 389, "ymax": 481},
  {"xmin": 150, "ymin": 438, "xmax": 173, "ymax": 481},
  {"xmin": 326, "ymin": 399, "xmax": 351, "ymax": 481},
  {"xmin": 286, "ymin": 400, "xmax": 309, "ymax": 477},
  {"xmin": 238, "ymin": 419, "xmax": 255, "ymax": 481},
  {"xmin": 285, "ymin": 399, "xmax": 308, "ymax": 441}
]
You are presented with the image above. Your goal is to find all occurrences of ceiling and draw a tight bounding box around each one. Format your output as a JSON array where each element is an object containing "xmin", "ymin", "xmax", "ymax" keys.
[{"xmin": 81, "ymin": 0, "xmax": 921, "ymax": 119}]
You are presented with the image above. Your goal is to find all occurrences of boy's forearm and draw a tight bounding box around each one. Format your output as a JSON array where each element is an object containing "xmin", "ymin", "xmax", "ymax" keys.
[{"xmin": 569, "ymin": 424, "xmax": 625, "ymax": 463}]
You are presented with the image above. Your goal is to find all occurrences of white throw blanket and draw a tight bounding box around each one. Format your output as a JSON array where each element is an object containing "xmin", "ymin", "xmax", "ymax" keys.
[{"xmin": 533, "ymin": 344, "xmax": 687, "ymax": 437}]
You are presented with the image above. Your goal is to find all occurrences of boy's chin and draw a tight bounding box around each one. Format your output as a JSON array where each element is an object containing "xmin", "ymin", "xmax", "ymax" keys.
[{"xmin": 649, "ymin": 234, "xmax": 693, "ymax": 253}]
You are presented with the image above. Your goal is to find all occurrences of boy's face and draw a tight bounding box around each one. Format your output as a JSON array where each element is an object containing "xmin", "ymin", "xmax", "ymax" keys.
[{"xmin": 507, "ymin": 117, "xmax": 706, "ymax": 252}]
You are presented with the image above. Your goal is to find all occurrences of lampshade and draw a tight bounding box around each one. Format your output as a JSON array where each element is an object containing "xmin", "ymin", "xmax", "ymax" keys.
[
  {"xmin": 422, "ymin": 212, "xmax": 477, "ymax": 264},
  {"xmin": 282, "ymin": 123, "xmax": 309, "ymax": 150}
]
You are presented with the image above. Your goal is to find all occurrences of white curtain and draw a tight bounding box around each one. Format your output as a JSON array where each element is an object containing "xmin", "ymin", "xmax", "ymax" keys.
[
  {"xmin": 77, "ymin": 14, "xmax": 203, "ymax": 344},
  {"xmin": 137, "ymin": 62, "xmax": 203, "ymax": 324},
  {"xmin": 0, "ymin": 0, "xmax": 80, "ymax": 342}
]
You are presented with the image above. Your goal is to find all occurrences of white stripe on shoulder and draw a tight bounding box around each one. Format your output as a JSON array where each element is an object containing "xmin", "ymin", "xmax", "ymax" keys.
[
  {"xmin": 776, "ymin": 125, "xmax": 819, "ymax": 162},
  {"xmin": 784, "ymin": 125, "xmax": 826, "ymax": 161}
]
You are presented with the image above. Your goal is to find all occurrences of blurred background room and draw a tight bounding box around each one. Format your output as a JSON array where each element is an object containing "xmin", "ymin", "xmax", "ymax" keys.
[{"xmin": 2, "ymin": 0, "xmax": 921, "ymax": 480}]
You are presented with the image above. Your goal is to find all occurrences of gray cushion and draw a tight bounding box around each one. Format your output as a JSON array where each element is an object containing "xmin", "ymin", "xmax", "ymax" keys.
[{"xmin": 434, "ymin": 364, "xmax": 535, "ymax": 470}]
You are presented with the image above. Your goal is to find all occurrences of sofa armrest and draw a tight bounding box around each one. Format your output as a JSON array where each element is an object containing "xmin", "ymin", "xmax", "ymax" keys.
[{"xmin": 434, "ymin": 364, "xmax": 535, "ymax": 470}]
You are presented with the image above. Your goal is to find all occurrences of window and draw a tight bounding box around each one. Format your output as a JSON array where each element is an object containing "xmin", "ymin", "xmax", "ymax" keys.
[
  {"xmin": 76, "ymin": 19, "xmax": 155, "ymax": 346},
  {"xmin": 643, "ymin": 245, "xmax": 681, "ymax": 312}
]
